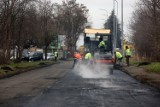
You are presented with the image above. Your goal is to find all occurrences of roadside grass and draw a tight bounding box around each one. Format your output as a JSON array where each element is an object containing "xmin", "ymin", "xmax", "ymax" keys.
[
  {"xmin": 144, "ymin": 62, "xmax": 160, "ymax": 73},
  {"xmin": 11, "ymin": 61, "xmax": 45, "ymax": 68},
  {"xmin": 0, "ymin": 60, "xmax": 55, "ymax": 78},
  {"xmin": 129, "ymin": 57, "xmax": 143, "ymax": 66},
  {"xmin": 1, "ymin": 60, "xmax": 53, "ymax": 68},
  {"xmin": 129, "ymin": 57, "xmax": 160, "ymax": 73},
  {"xmin": 0, "ymin": 69, "xmax": 6, "ymax": 75}
]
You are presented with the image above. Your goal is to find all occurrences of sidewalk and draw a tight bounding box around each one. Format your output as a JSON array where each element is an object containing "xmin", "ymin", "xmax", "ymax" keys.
[{"xmin": 121, "ymin": 66, "xmax": 160, "ymax": 90}]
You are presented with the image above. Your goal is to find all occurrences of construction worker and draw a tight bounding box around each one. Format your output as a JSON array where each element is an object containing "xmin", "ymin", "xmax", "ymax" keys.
[
  {"xmin": 115, "ymin": 48, "xmax": 123, "ymax": 66},
  {"xmin": 84, "ymin": 51, "xmax": 92, "ymax": 64},
  {"xmin": 72, "ymin": 51, "xmax": 81, "ymax": 68},
  {"xmin": 98, "ymin": 37, "xmax": 105, "ymax": 53},
  {"xmin": 125, "ymin": 46, "xmax": 131, "ymax": 66},
  {"xmin": 54, "ymin": 51, "xmax": 58, "ymax": 61}
]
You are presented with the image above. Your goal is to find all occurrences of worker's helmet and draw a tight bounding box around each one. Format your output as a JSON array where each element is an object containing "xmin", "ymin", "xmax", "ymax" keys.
[{"xmin": 115, "ymin": 48, "xmax": 119, "ymax": 51}]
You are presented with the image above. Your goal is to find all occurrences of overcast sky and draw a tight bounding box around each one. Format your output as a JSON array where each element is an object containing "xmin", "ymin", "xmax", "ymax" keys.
[{"xmin": 51, "ymin": 0, "xmax": 137, "ymax": 35}]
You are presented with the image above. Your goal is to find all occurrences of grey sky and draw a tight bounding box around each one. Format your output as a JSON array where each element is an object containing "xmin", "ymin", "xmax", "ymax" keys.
[{"xmin": 51, "ymin": 0, "xmax": 137, "ymax": 35}]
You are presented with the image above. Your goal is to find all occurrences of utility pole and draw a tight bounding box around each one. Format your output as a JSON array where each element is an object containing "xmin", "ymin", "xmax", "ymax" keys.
[
  {"xmin": 113, "ymin": 0, "xmax": 115, "ymax": 51},
  {"xmin": 121, "ymin": 0, "xmax": 124, "ymax": 55},
  {"xmin": 113, "ymin": 0, "xmax": 118, "ymax": 50},
  {"xmin": 115, "ymin": 0, "xmax": 118, "ymax": 49}
]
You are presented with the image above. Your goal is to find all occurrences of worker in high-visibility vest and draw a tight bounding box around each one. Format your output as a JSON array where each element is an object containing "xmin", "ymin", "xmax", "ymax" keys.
[
  {"xmin": 54, "ymin": 51, "xmax": 58, "ymax": 61},
  {"xmin": 72, "ymin": 51, "xmax": 81, "ymax": 68},
  {"xmin": 98, "ymin": 37, "xmax": 105, "ymax": 53},
  {"xmin": 98, "ymin": 38, "xmax": 105, "ymax": 48},
  {"xmin": 85, "ymin": 52, "xmax": 92, "ymax": 60},
  {"xmin": 84, "ymin": 51, "xmax": 92, "ymax": 64},
  {"xmin": 115, "ymin": 48, "xmax": 123, "ymax": 65},
  {"xmin": 125, "ymin": 46, "xmax": 131, "ymax": 66}
]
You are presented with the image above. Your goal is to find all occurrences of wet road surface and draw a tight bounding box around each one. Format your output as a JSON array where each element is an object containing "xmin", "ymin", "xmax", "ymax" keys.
[
  {"xmin": 1, "ymin": 62, "xmax": 160, "ymax": 107},
  {"xmin": 25, "ymin": 63, "xmax": 160, "ymax": 107}
]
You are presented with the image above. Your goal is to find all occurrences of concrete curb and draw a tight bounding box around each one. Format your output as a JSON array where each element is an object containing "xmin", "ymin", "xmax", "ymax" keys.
[{"xmin": 121, "ymin": 66, "xmax": 160, "ymax": 90}]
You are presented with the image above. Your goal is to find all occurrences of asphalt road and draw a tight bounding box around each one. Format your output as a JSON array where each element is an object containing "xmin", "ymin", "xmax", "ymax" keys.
[{"xmin": 0, "ymin": 61, "xmax": 160, "ymax": 107}]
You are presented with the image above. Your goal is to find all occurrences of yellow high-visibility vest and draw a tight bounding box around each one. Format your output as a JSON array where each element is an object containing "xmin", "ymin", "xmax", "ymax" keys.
[
  {"xmin": 116, "ymin": 52, "xmax": 122, "ymax": 59},
  {"xmin": 54, "ymin": 52, "xmax": 58, "ymax": 57},
  {"xmin": 125, "ymin": 49, "xmax": 131, "ymax": 56},
  {"xmin": 85, "ymin": 53, "xmax": 92, "ymax": 60},
  {"xmin": 98, "ymin": 41, "xmax": 105, "ymax": 48}
]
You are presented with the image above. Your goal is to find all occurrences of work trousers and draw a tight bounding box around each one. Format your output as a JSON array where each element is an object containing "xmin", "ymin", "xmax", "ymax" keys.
[
  {"xmin": 55, "ymin": 56, "xmax": 57, "ymax": 61},
  {"xmin": 72, "ymin": 59, "xmax": 78, "ymax": 68},
  {"xmin": 115, "ymin": 57, "xmax": 123, "ymax": 66},
  {"xmin": 125, "ymin": 56, "xmax": 130, "ymax": 66}
]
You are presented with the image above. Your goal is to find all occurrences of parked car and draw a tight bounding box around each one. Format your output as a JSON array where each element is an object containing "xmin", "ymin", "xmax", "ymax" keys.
[
  {"xmin": 29, "ymin": 52, "xmax": 43, "ymax": 61},
  {"xmin": 43, "ymin": 53, "xmax": 55, "ymax": 60},
  {"xmin": 21, "ymin": 51, "xmax": 29, "ymax": 61}
]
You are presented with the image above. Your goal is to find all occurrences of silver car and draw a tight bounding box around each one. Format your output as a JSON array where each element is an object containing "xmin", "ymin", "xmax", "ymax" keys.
[{"xmin": 43, "ymin": 53, "xmax": 55, "ymax": 60}]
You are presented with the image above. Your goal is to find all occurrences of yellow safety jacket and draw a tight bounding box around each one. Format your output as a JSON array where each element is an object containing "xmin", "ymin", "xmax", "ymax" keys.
[
  {"xmin": 98, "ymin": 41, "xmax": 105, "ymax": 48},
  {"xmin": 54, "ymin": 52, "xmax": 58, "ymax": 57},
  {"xmin": 116, "ymin": 52, "xmax": 122, "ymax": 59},
  {"xmin": 125, "ymin": 49, "xmax": 131, "ymax": 56},
  {"xmin": 85, "ymin": 53, "xmax": 92, "ymax": 60}
]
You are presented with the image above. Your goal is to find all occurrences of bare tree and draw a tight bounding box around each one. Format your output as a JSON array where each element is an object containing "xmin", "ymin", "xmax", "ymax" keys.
[
  {"xmin": 54, "ymin": 0, "xmax": 89, "ymax": 54},
  {"xmin": 1, "ymin": 0, "xmax": 44, "ymax": 63},
  {"xmin": 130, "ymin": 0, "xmax": 160, "ymax": 61},
  {"xmin": 0, "ymin": 0, "xmax": 35, "ymax": 64},
  {"xmin": 38, "ymin": 0, "xmax": 55, "ymax": 60},
  {"xmin": 0, "ymin": 0, "xmax": 89, "ymax": 64}
]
